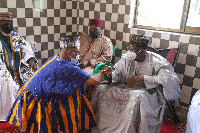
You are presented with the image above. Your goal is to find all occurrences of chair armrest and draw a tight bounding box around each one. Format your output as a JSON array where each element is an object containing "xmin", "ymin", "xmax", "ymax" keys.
[{"xmin": 113, "ymin": 46, "xmax": 117, "ymax": 55}]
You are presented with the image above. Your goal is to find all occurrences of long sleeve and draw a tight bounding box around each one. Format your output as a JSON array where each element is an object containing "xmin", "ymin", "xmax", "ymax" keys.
[
  {"xmin": 144, "ymin": 66, "xmax": 177, "ymax": 89},
  {"xmin": 112, "ymin": 67, "xmax": 123, "ymax": 83},
  {"xmin": 112, "ymin": 56, "xmax": 135, "ymax": 83},
  {"xmin": 144, "ymin": 62, "xmax": 180, "ymax": 101},
  {"xmin": 79, "ymin": 34, "xmax": 113, "ymax": 67},
  {"xmin": 18, "ymin": 38, "xmax": 37, "ymax": 64},
  {"xmin": 90, "ymin": 38, "xmax": 113, "ymax": 66}
]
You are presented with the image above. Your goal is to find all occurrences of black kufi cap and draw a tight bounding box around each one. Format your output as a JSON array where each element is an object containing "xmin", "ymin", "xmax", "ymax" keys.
[{"xmin": 129, "ymin": 34, "xmax": 149, "ymax": 49}]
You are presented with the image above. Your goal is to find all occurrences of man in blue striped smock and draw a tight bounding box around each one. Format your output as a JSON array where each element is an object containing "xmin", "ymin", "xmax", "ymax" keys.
[{"xmin": 6, "ymin": 35, "xmax": 112, "ymax": 133}]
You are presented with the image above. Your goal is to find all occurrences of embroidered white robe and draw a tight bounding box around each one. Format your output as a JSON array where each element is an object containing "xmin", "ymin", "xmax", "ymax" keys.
[{"xmin": 91, "ymin": 52, "xmax": 180, "ymax": 133}]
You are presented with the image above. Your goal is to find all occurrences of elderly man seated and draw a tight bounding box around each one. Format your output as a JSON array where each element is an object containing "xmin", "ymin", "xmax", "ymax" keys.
[{"xmin": 91, "ymin": 34, "xmax": 181, "ymax": 133}]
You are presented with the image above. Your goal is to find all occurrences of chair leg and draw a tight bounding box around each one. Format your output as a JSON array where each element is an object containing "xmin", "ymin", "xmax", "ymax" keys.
[{"xmin": 166, "ymin": 100, "xmax": 179, "ymax": 123}]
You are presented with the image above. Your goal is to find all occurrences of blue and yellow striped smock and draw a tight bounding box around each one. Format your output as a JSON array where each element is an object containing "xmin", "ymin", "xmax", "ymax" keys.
[{"xmin": 6, "ymin": 55, "xmax": 96, "ymax": 133}]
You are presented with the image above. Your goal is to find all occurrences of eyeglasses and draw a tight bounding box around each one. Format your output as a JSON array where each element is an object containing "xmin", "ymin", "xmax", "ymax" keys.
[{"xmin": 65, "ymin": 50, "xmax": 79, "ymax": 55}]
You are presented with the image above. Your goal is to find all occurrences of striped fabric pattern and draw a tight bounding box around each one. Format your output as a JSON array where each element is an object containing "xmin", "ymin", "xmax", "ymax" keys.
[
  {"xmin": 1, "ymin": 39, "xmax": 22, "ymax": 86},
  {"xmin": 0, "ymin": 12, "xmax": 13, "ymax": 21},
  {"xmin": 7, "ymin": 55, "xmax": 96, "ymax": 133}
]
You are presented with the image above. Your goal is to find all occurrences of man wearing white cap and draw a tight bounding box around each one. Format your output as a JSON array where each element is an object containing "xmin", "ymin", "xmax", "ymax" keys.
[
  {"xmin": 0, "ymin": 12, "xmax": 38, "ymax": 121},
  {"xmin": 6, "ymin": 35, "xmax": 112, "ymax": 133}
]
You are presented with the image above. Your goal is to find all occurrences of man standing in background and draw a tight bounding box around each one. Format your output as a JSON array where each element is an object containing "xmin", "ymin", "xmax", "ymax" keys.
[{"xmin": 0, "ymin": 12, "xmax": 37, "ymax": 121}]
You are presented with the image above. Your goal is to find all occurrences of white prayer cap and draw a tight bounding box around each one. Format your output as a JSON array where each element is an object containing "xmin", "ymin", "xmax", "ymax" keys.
[{"xmin": 59, "ymin": 35, "xmax": 80, "ymax": 49}]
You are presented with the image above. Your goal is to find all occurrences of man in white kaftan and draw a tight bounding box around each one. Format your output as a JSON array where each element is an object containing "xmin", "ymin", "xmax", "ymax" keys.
[
  {"xmin": 186, "ymin": 90, "xmax": 200, "ymax": 133},
  {"xmin": 0, "ymin": 12, "xmax": 37, "ymax": 121},
  {"xmin": 91, "ymin": 34, "xmax": 181, "ymax": 133},
  {"xmin": 0, "ymin": 61, "xmax": 18, "ymax": 121}
]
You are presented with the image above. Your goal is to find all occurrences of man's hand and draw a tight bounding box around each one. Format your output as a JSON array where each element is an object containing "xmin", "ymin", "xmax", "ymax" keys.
[
  {"xmin": 29, "ymin": 59, "xmax": 37, "ymax": 72},
  {"xmin": 102, "ymin": 65, "xmax": 112, "ymax": 75},
  {"xmin": 127, "ymin": 75, "xmax": 144, "ymax": 87},
  {"xmin": 79, "ymin": 60, "xmax": 91, "ymax": 69}
]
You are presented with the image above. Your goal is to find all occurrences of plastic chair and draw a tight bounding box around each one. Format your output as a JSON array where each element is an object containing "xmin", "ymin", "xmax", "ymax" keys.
[{"xmin": 93, "ymin": 46, "xmax": 116, "ymax": 80}]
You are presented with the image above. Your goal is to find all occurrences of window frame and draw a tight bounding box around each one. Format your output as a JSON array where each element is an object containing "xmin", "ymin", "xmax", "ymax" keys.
[{"xmin": 132, "ymin": 0, "xmax": 200, "ymax": 35}]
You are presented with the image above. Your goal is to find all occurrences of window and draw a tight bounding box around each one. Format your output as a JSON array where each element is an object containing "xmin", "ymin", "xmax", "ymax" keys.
[
  {"xmin": 129, "ymin": 0, "xmax": 200, "ymax": 35},
  {"xmin": 34, "ymin": 0, "xmax": 43, "ymax": 12}
]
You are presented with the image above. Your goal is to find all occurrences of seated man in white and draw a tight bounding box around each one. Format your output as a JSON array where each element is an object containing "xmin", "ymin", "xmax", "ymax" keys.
[
  {"xmin": 91, "ymin": 34, "xmax": 181, "ymax": 133},
  {"xmin": 186, "ymin": 90, "xmax": 200, "ymax": 133}
]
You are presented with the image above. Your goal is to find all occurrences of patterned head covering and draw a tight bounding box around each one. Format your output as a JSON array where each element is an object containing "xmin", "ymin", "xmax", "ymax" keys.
[
  {"xmin": 90, "ymin": 18, "xmax": 103, "ymax": 28},
  {"xmin": 59, "ymin": 35, "xmax": 80, "ymax": 49},
  {"xmin": 129, "ymin": 34, "xmax": 149, "ymax": 49},
  {"xmin": 0, "ymin": 12, "xmax": 13, "ymax": 21}
]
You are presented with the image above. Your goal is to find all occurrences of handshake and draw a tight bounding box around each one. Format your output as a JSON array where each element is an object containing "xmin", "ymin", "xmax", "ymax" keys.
[
  {"xmin": 77, "ymin": 60, "xmax": 112, "ymax": 76},
  {"xmin": 101, "ymin": 65, "xmax": 112, "ymax": 76}
]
